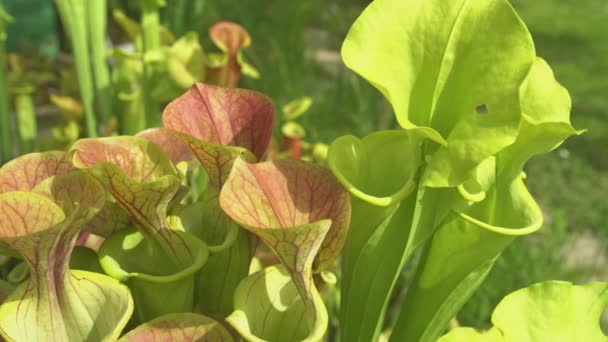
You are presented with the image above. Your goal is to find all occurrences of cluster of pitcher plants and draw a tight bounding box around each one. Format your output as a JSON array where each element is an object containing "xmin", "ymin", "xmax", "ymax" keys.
[{"xmin": 0, "ymin": 0, "xmax": 605, "ymax": 341}]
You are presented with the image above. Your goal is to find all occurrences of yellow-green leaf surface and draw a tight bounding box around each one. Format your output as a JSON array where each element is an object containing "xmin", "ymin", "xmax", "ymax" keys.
[
  {"xmin": 220, "ymin": 158, "xmax": 350, "ymax": 341},
  {"xmin": 98, "ymin": 228, "xmax": 208, "ymax": 322},
  {"xmin": 328, "ymin": 130, "xmax": 423, "ymax": 342},
  {"xmin": 120, "ymin": 313, "xmax": 234, "ymax": 341},
  {"xmin": 227, "ymin": 265, "xmax": 327, "ymax": 342},
  {"xmin": 0, "ymin": 151, "xmax": 76, "ymax": 254},
  {"xmin": 71, "ymin": 137, "xmax": 207, "ymax": 322},
  {"xmin": 71, "ymin": 136, "xmax": 192, "ymax": 264},
  {"xmin": 342, "ymin": 0, "xmax": 536, "ymax": 187},
  {"xmin": 179, "ymin": 188, "xmax": 250, "ymax": 316},
  {"xmin": 0, "ymin": 172, "xmax": 133, "ymax": 341},
  {"xmin": 391, "ymin": 60, "xmax": 579, "ymax": 341},
  {"xmin": 220, "ymin": 158, "xmax": 351, "ymax": 272},
  {"xmin": 439, "ymin": 281, "xmax": 608, "ymax": 342},
  {"xmin": 150, "ymin": 31, "xmax": 207, "ymax": 102},
  {"xmin": 0, "ymin": 151, "xmax": 74, "ymax": 192},
  {"xmin": 162, "ymin": 83, "xmax": 274, "ymax": 187},
  {"xmin": 439, "ymin": 327, "xmax": 503, "ymax": 342}
]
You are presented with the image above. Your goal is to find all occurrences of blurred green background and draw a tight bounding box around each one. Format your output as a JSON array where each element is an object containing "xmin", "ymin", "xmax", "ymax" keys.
[{"xmin": 5, "ymin": 0, "xmax": 607, "ymax": 332}]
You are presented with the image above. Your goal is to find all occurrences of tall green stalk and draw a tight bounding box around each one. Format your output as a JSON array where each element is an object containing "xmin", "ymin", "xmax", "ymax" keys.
[
  {"xmin": 87, "ymin": 0, "xmax": 113, "ymax": 126},
  {"xmin": 139, "ymin": 0, "xmax": 165, "ymax": 127},
  {"xmin": 167, "ymin": 0, "xmax": 186, "ymax": 37},
  {"xmin": 0, "ymin": 5, "xmax": 12, "ymax": 163},
  {"xmin": 13, "ymin": 86, "xmax": 36, "ymax": 154},
  {"xmin": 56, "ymin": 0, "xmax": 98, "ymax": 138}
]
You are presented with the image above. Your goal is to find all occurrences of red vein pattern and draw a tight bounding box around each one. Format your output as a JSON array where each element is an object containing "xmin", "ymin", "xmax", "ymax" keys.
[
  {"xmin": 0, "ymin": 172, "xmax": 133, "ymax": 341},
  {"xmin": 72, "ymin": 137, "xmax": 177, "ymax": 183},
  {"xmin": 220, "ymin": 158, "xmax": 350, "ymax": 334},
  {"xmin": 137, "ymin": 128, "xmax": 195, "ymax": 166},
  {"xmin": 207, "ymin": 22, "xmax": 251, "ymax": 87},
  {"xmin": 0, "ymin": 151, "xmax": 74, "ymax": 193},
  {"xmin": 163, "ymin": 83, "xmax": 274, "ymax": 161},
  {"xmin": 119, "ymin": 313, "xmax": 233, "ymax": 342},
  {"xmin": 220, "ymin": 158, "xmax": 351, "ymax": 271},
  {"xmin": 71, "ymin": 137, "xmax": 193, "ymax": 265},
  {"xmin": 165, "ymin": 130, "xmax": 255, "ymax": 188}
]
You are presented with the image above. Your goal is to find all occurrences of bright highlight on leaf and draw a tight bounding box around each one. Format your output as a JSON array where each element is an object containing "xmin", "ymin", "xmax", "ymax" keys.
[
  {"xmin": 342, "ymin": 0, "xmax": 536, "ymax": 188},
  {"xmin": 439, "ymin": 281, "xmax": 608, "ymax": 342},
  {"xmin": 220, "ymin": 158, "xmax": 350, "ymax": 341},
  {"xmin": 390, "ymin": 50, "xmax": 582, "ymax": 342},
  {"xmin": 159, "ymin": 82, "xmax": 275, "ymax": 318},
  {"xmin": 71, "ymin": 137, "xmax": 208, "ymax": 322},
  {"xmin": 71, "ymin": 136, "xmax": 185, "ymax": 256},
  {"xmin": 228, "ymin": 265, "xmax": 326, "ymax": 342},
  {"xmin": 335, "ymin": 1, "xmax": 584, "ymax": 341},
  {"xmin": 0, "ymin": 153, "xmax": 134, "ymax": 341},
  {"xmin": 328, "ymin": 129, "xmax": 423, "ymax": 342},
  {"xmin": 179, "ymin": 187, "xmax": 250, "ymax": 316}
]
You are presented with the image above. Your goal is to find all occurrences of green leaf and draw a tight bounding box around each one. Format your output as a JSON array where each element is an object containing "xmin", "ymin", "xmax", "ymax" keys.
[
  {"xmin": 390, "ymin": 57, "xmax": 582, "ymax": 342},
  {"xmin": 56, "ymin": 0, "xmax": 99, "ymax": 137},
  {"xmin": 70, "ymin": 245, "xmax": 104, "ymax": 273},
  {"xmin": 439, "ymin": 327, "xmax": 503, "ymax": 342},
  {"xmin": 178, "ymin": 187, "xmax": 251, "ymax": 316},
  {"xmin": 71, "ymin": 136, "xmax": 208, "ymax": 321},
  {"xmin": 0, "ymin": 279, "xmax": 14, "ymax": 304},
  {"xmin": 342, "ymin": 0, "xmax": 536, "ymax": 187},
  {"xmin": 390, "ymin": 174, "xmax": 543, "ymax": 342},
  {"xmin": 120, "ymin": 313, "xmax": 234, "ymax": 341},
  {"xmin": 98, "ymin": 228, "xmax": 208, "ymax": 322},
  {"xmin": 498, "ymin": 57, "xmax": 584, "ymax": 179},
  {"xmin": 439, "ymin": 281, "xmax": 608, "ymax": 342},
  {"xmin": 0, "ymin": 172, "xmax": 133, "ymax": 341},
  {"xmin": 112, "ymin": 9, "xmax": 140, "ymax": 44},
  {"xmin": 328, "ymin": 131, "xmax": 419, "ymax": 206},
  {"xmin": 227, "ymin": 265, "xmax": 327, "ymax": 342},
  {"xmin": 282, "ymin": 96, "xmax": 313, "ymax": 121},
  {"xmin": 162, "ymin": 83, "xmax": 274, "ymax": 187},
  {"xmin": 143, "ymin": 32, "xmax": 208, "ymax": 102},
  {"xmin": 328, "ymin": 130, "xmax": 422, "ymax": 342},
  {"xmin": 71, "ymin": 136, "xmax": 190, "ymax": 264},
  {"xmin": 220, "ymin": 158, "xmax": 351, "ymax": 340}
]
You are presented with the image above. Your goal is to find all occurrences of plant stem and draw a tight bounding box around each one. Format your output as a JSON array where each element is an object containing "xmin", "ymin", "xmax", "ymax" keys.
[
  {"xmin": 87, "ymin": 0, "xmax": 113, "ymax": 129},
  {"xmin": 140, "ymin": 0, "xmax": 164, "ymax": 128},
  {"xmin": 13, "ymin": 86, "xmax": 36, "ymax": 154},
  {"xmin": 56, "ymin": 0, "xmax": 98, "ymax": 138},
  {"xmin": 118, "ymin": 90, "xmax": 145, "ymax": 135},
  {"xmin": 168, "ymin": 0, "xmax": 186, "ymax": 37},
  {"xmin": 0, "ymin": 5, "xmax": 12, "ymax": 163}
]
